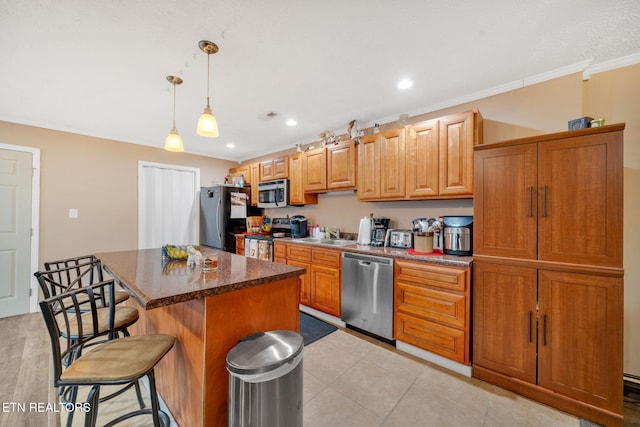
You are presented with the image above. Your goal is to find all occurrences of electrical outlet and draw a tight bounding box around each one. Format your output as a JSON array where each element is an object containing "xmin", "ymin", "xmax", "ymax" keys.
[{"xmin": 69, "ymin": 208, "xmax": 78, "ymax": 219}]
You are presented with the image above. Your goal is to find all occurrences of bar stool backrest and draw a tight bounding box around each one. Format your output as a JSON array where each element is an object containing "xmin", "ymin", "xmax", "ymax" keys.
[
  {"xmin": 39, "ymin": 280, "xmax": 116, "ymax": 385},
  {"xmin": 35, "ymin": 259, "xmax": 104, "ymax": 300}
]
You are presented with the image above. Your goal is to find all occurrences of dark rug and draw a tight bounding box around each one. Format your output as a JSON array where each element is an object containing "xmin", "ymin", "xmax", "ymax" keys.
[{"xmin": 300, "ymin": 312, "xmax": 337, "ymax": 346}]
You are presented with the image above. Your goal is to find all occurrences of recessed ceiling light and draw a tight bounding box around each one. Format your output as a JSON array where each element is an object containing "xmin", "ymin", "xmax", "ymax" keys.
[
  {"xmin": 226, "ymin": 143, "xmax": 235, "ymax": 148},
  {"xmin": 397, "ymin": 79, "xmax": 413, "ymax": 89},
  {"xmin": 286, "ymin": 119, "xmax": 297, "ymax": 127}
]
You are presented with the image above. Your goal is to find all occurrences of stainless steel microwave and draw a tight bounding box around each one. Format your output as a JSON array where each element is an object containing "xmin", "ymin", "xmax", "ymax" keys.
[{"xmin": 257, "ymin": 179, "xmax": 289, "ymax": 208}]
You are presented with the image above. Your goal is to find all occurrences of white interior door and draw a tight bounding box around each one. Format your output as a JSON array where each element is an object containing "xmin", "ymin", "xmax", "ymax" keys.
[
  {"xmin": 0, "ymin": 148, "xmax": 35, "ymax": 318},
  {"xmin": 138, "ymin": 161, "xmax": 200, "ymax": 249}
]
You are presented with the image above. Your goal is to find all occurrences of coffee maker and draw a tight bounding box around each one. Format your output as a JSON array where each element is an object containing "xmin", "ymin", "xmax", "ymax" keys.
[{"xmin": 370, "ymin": 217, "xmax": 390, "ymax": 246}]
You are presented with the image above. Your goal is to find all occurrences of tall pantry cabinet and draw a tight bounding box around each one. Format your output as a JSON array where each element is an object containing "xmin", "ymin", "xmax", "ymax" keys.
[{"xmin": 472, "ymin": 124, "xmax": 625, "ymax": 427}]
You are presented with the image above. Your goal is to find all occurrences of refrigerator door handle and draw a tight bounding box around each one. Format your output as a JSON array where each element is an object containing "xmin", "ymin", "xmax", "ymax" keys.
[{"xmin": 216, "ymin": 197, "xmax": 223, "ymax": 242}]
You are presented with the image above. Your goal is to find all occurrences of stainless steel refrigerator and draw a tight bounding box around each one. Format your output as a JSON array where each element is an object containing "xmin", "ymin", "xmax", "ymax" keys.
[{"xmin": 200, "ymin": 186, "xmax": 260, "ymax": 253}]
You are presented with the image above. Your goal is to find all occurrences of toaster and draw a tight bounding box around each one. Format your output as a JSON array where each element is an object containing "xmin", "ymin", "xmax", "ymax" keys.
[{"xmin": 387, "ymin": 229, "xmax": 413, "ymax": 248}]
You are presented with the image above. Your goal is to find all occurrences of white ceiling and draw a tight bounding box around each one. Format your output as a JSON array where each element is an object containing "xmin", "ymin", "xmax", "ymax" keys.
[{"xmin": 1, "ymin": 1, "xmax": 639, "ymax": 162}]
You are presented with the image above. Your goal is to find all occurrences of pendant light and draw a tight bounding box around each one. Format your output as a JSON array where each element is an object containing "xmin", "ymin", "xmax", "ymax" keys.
[
  {"xmin": 196, "ymin": 40, "xmax": 219, "ymax": 138},
  {"xmin": 165, "ymin": 75, "xmax": 184, "ymax": 152}
]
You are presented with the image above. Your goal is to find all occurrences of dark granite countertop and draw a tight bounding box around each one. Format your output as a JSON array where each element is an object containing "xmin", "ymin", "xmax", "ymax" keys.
[
  {"xmin": 279, "ymin": 238, "xmax": 473, "ymax": 268},
  {"xmin": 95, "ymin": 248, "xmax": 305, "ymax": 310}
]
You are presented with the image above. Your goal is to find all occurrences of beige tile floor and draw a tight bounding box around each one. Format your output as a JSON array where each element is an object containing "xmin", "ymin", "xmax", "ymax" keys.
[
  {"xmin": 64, "ymin": 328, "xmax": 582, "ymax": 426},
  {"xmin": 302, "ymin": 330, "xmax": 578, "ymax": 427}
]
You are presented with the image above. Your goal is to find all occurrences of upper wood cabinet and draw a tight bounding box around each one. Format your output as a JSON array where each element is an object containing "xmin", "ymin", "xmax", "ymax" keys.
[
  {"xmin": 357, "ymin": 128, "xmax": 405, "ymax": 200},
  {"xmin": 358, "ymin": 110, "xmax": 482, "ymax": 201},
  {"xmin": 438, "ymin": 111, "xmax": 480, "ymax": 196},
  {"xmin": 288, "ymin": 152, "xmax": 318, "ymax": 205},
  {"xmin": 302, "ymin": 147, "xmax": 327, "ymax": 192},
  {"xmin": 474, "ymin": 124, "xmax": 624, "ymax": 268},
  {"xmin": 303, "ymin": 140, "xmax": 357, "ymax": 193},
  {"xmin": 250, "ymin": 163, "xmax": 259, "ymax": 206},
  {"xmin": 228, "ymin": 164, "xmax": 252, "ymax": 185},
  {"xmin": 405, "ymin": 119, "xmax": 439, "ymax": 198},
  {"xmin": 260, "ymin": 156, "xmax": 288, "ymax": 181}
]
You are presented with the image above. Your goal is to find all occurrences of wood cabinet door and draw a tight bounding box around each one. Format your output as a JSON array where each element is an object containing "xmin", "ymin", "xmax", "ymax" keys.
[
  {"xmin": 439, "ymin": 111, "xmax": 475, "ymax": 195},
  {"xmin": 537, "ymin": 131, "xmax": 623, "ymax": 267},
  {"xmin": 288, "ymin": 259, "xmax": 311, "ymax": 306},
  {"xmin": 327, "ymin": 140, "xmax": 356, "ymax": 190},
  {"xmin": 235, "ymin": 236, "xmax": 245, "ymax": 255},
  {"xmin": 474, "ymin": 143, "xmax": 538, "ymax": 259},
  {"xmin": 303, "ymin": 148, "xmax": 327, "ymax": 192},
  {"xmin": 473, "ymin": 262, "xmax": 537, "ymax": 383},
  {"xmin": 273, "ymin": 156, "xmax": 289, "ymax": 179},
  {"xmin": 406, "ymin": 119, "xmax": 439, "ymax": 198},
  {"xmin": 229, "ymin": 164, "xmax": 251, "ymax": 184},
  {"xmin": 357, "ymin": 133, "xmax": 380, "ymax": 200},
  {"xmin": 538, "ymin": 270, "xmax": 623, "ymax": 413},
  {"xmin": 379, "ymin": 128, "xmax": 405, "ymax": 199},
  {"xmin": 288, "ymin": 152, "xmax": 306, "ymax": 204},
  {"xmin": 260, "ymin": 160, "xmax": 274, "ymax": 181},
  {"xmin": 250, "ymin": 163, "xmax": 259, "ymax": 206},
  {"xmin": 310, "ymin": 264, "xmax": 341, "ymax": 317}
]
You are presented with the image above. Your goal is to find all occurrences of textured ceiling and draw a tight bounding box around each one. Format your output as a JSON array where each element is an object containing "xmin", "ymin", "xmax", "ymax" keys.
[{"xmin": 1, "ymin": 0, "xmax": 639, "ymax": 161}]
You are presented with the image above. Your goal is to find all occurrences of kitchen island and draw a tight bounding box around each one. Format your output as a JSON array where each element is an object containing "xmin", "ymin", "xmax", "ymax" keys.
[{"xmin": 96, "ymin": 248, "xmax": 305, "ymax": 427}]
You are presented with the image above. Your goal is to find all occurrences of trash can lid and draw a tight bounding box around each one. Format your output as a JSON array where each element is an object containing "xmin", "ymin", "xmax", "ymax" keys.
[{"xmin": 226, "ymin": 330, "xmax": 304, "ymax": 375}]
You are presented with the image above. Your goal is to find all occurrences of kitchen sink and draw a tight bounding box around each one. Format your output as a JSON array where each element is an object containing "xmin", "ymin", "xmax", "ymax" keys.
[{"xmin": 292, "ymin": 237, "xmax": 354, "ymax": 246}]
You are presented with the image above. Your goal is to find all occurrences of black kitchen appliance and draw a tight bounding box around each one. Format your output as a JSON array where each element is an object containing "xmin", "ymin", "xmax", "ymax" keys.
[
  {"xmin": 442, "ymin": 216, "xmax": 473, "ymax": 256},
  {"xmin": 290, "ymin": 215, "xmax": 308, "ymax": 238},
  {"xmin": 370, "ymin": 217, "xmax": 390, "ymax": 246}
]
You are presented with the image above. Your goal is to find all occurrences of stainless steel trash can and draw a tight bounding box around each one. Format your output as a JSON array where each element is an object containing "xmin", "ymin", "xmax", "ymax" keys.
[{"xmin": 227, "ymin": 330, "xmax": 304, "ymax": 427}]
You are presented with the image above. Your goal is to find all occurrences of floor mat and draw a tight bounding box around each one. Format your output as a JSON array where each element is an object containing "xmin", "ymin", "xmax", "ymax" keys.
[{"xmin": 300, "ymin": 312, "xmax": 337, "ymax": 346}]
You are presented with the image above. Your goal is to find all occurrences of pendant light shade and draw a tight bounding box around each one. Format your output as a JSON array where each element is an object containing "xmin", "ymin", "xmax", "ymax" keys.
[
  {"xmin": 197, "ymin": 40, "xmax": 219, "ymax": 138},
  {"xmin": 165, "ymin": 75, "xmax": 184, "ymax": 152},
  {"xmin": 197, "ymin": 105, "xmax": 219, "ymax": 137}
]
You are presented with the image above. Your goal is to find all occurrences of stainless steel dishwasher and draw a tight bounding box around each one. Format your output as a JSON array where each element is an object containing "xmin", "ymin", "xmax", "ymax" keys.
[{"xmin": 341, "ymin": 252, "xmax": 394, "ymax": 341}]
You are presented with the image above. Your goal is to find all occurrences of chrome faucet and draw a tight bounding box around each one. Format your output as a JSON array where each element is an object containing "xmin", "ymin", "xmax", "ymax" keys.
[{"xmin": 328, "ymin": 227, "xmax": 341, "ymax": 239}]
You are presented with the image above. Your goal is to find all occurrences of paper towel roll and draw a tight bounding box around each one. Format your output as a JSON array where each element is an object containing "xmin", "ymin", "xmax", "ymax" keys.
[{"xmin": 357, "ymin": 217, "xmax": 372, "ymax": 245}]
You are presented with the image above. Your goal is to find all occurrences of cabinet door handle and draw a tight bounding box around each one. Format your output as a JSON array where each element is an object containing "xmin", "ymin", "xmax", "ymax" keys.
[
  {"xmin": 528, "ymin": 311, "xmax": 533, "ymax": 342},
  {"xmin": 542, "ymin": 185, "xmax": 547, "ymax": 217},
  {"xmin": 529, "ymin": 187, "xmax": 533, "ymax": 217},
  {"xmin": 543, "ymin": 314, "xmax": 548, "ymax": 346}
]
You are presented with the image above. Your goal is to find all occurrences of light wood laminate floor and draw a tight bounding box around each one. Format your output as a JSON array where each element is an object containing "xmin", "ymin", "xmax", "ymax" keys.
[{"xmin": 3, "ymin": 313, "xmax": 640, "ymax": 426}]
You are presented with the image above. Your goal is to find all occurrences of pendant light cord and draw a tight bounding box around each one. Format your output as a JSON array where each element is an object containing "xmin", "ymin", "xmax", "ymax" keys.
[
  {"xmin": 172, "ymin": 82, "xmax": 177, "ymax": 128},
  {"xmin": 206, "ymin": 53, "xmax": 211, "ymax": 109}
]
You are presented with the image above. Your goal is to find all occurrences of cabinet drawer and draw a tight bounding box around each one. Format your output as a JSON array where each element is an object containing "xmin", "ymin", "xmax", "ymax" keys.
[
  {"xmin": 395, "ymin": 312, "xmax": 467, "ymax": 364},
  {"xmin": 311, "ymin": 248, "xmax": 341, "ymax": 268},
  {"xmin": 287, "ymin": 245, "xmax": 311, "ymax": 262},
  {"xmin": 396, "ymin": 260, "xmax": 467, "ymax": 292},
  {"xmin": 396, "ymin": 282, "xmax": 466, "ymax": 328},
  {"xmin": 274, "ymin": 242, "xmax": 287, "ymax": 258}
]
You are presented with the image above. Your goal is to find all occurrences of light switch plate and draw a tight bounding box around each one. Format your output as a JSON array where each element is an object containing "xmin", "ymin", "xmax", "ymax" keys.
[{"xmin": 69, "ymin": 208, "xmax": 78, "ymax": 219}]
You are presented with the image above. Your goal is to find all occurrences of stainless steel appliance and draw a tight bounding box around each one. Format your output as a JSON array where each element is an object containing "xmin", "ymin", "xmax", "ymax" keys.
[
  {"xmin": 271, "ymin": 217, "xmax": 292, "ymax": 237},
  {"xmin": 290, "ymin": 215, "xmax": 308, "ymax": 238},
  {"xmin": 257, "ymin": 179, "xmax": 289, "ymax": 208},
  {"xmin": 244, "ymin": 235, "xmax": 273, "ymax": 260},
  {"xmin": 341, "ymin": 252, "xmax": 394, "ymax": 341},
  {"xmin": 370, "ymin": 217, "xmax": 390, "ymax": 246},
  {"xmin": 387, "ymin": 230, "xmax": 413, "ymax": 248},
  {"xmin": 200, "ymin": 186, "xmax": 262, "ymax": 253},
  {"xmin": 443, "ymin": 216, "xmax": 473, "ymax": 256}
]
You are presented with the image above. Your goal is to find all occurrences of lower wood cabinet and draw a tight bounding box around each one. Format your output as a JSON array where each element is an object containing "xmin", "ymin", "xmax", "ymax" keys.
[
  {"xmin": 280, "ymin": 243, "xmax": 341, "ymax": 317},
  {"xmin": 473, "ymin": 260, "xmax": 624, "ymax": 427},
  {"xmin": 235, "ymin": 235, "xmax": 245, "ymax": 255},
  {"xmin": 310, "ymin": 249, "xmax": 341, "ymax": 317},
  {"xmin": 394, "ymin": 259, "xmax": 470, "ymax": 365}
]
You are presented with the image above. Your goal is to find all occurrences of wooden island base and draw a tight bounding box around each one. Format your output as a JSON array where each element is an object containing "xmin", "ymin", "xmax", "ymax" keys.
[{"xmin": 127, "ymin": 277, "xmax": 300, "ymax": 427}]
